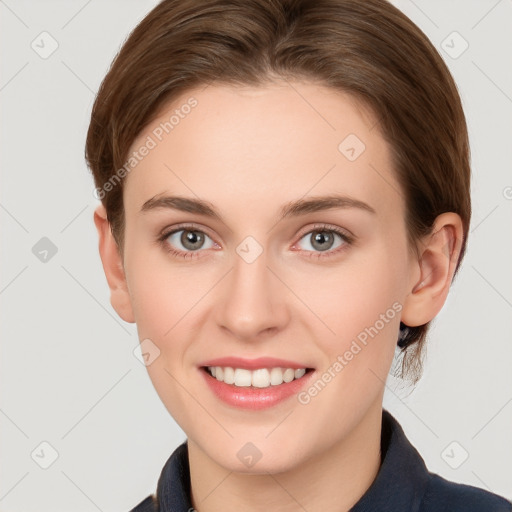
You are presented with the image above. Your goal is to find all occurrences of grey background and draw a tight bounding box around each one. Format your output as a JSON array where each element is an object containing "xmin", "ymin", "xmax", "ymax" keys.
[{"xmin": 1, "ymin": 0, "xmax": 511, "ymax": 510}]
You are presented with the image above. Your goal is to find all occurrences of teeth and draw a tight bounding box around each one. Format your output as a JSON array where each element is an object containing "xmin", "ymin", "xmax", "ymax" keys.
[
  {"xmin": 270, "ymin": 367, "xmax": 283, "ymax": 385},
  {"xmin": 207, "ymin": 366, "xmax": 309, "ymax": 388},
  {"xmin": 234, "ymin": 368, "xmax": 252, "ymax": 387},
  {"xmin": 252, "ymin": 368, "xmax": 269, "ymax": 388},
  {"xmin": 223, "ymin": 366, "xmax": 235, "ymax": 384},
  {"xmin": 283, "ymin": 368, "xmax": 295, "ymax": 383}
]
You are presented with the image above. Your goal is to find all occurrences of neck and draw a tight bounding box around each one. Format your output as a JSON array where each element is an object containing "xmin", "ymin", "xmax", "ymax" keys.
[{"xmin": 187, "ymin": 404, "xmax": 383, "ymax": 512}]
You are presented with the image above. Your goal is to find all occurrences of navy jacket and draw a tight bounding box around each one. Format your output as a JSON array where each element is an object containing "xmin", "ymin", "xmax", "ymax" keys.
[{"xmin": 130, "ymin": 409, "xmax": 511, "ymax": 511}]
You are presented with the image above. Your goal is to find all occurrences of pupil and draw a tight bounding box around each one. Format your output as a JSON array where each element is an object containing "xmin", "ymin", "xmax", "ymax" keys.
[
  {"xmin": 182, "ymin": 230, "xmax": 204, "ymax": 250},
  {"xmin": 312, "ymin": 231, "xmax": 333, "ymax": 251}
]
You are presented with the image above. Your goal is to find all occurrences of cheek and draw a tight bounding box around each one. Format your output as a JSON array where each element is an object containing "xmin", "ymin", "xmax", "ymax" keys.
[
  {"xmin": 291, "ymin": 246, "xmax": 406, "ymax": 395},
  {"xmin": 124, "ymin": 239, "xmax": 203, "ymax": 336},
  {"xmin": 293, "ymin": 267, "xmax": 402, "ymax": 422},
  {"xmin": 124, "ymin": 251, "xmax": 202, "ymax": 421},
  {"xmin": 124, "ymin": 246, "xmax": 219, "ymax": 397},
  {"xmin": 293, "ymin": 252, "xmax": 404, "ymax": 342}
]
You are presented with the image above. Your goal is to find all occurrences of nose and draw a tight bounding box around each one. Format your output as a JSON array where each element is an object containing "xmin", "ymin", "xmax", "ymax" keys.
[{"xmin": 214, "ymin": 249, "xmax": 291, "ymax": 341}]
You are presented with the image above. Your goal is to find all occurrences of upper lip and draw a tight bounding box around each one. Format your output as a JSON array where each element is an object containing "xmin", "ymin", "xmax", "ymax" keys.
[{"xmin": 200, "ymin": 356, "xmax": 314, "ymax": 370}]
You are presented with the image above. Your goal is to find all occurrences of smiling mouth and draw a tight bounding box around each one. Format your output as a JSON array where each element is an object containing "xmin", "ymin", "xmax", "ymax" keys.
[{"xmin": 201, "ymin": 366, "xmax": 315, "ymax": 388}]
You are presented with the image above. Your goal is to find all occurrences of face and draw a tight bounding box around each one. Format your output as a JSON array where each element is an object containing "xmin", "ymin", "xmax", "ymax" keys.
[{"xmin": 119, "ymin": 81, "xmax": 417, "ymax": 473}]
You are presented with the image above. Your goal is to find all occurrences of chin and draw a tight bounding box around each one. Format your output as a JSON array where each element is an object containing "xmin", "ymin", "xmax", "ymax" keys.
[{"xmin": 195, "ymin": 433, "xmax": 314, "ymax": 475}]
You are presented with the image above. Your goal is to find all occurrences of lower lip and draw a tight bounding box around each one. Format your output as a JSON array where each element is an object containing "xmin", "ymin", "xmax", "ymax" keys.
[{"xmin": 199, "ymin": 367, "xmax": 315, "ymax": 410}]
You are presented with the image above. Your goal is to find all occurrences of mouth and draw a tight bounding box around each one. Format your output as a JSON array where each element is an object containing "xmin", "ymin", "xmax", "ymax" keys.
[
  {"xmin": 201, "ymin": 365, "xmax": 315, "ymax": 388},
  {"xmin": 198, "ymin": 356, "xmax": 316, "ymax": 409}
]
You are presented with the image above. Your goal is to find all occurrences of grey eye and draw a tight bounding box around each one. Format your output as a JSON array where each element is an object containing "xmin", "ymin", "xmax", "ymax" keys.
[
  {"xmin": 167, "ymin": 229, "xmax": 215, "ymax": 251},
  {"xmin": 297, "ymin": 230, "xmax": 344, "ymax": 252}
]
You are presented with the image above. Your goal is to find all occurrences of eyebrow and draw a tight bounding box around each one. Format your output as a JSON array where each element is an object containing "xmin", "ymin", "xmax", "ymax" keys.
[{"xmin": 140, "ymin": 194, "xmax": 376, "ymax": 221}]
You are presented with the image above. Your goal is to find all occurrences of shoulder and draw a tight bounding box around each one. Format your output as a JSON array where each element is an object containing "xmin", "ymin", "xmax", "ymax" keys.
[
  {"xmin": 129, "ymin": 495, "xmax": 158, "ymax": 512},
  {"xmin": 420, "ymin": 473, "xmax": 512, "ymax": 512}
]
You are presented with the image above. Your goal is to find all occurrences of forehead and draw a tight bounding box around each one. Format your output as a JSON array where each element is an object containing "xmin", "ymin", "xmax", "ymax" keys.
[{"xmin": 123, "ymin": 81, "xmax": 403, "ymax": 222}]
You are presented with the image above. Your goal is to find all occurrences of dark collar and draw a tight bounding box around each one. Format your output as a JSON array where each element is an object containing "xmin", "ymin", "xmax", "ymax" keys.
[
  {"xmin": 152, "ymin": 409, "xmax": 431, "ymax": 512},
  {"xmin": 349, "ymin": 409, "xmax": 430, "ymax": 511}
]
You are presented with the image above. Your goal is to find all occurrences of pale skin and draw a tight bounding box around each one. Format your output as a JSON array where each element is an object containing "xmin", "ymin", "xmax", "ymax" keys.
[{"xmin": 94, "ymin": 81, "xmax": 463, "ymax": 512}]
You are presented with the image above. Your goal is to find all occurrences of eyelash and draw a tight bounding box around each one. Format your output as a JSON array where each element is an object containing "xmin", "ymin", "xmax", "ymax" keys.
[{"xmin": 157, "ymin": 222, "xmax": 354, "ymax": 261}]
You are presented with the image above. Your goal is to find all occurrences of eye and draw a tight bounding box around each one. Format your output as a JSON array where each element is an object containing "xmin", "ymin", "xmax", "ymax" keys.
[
  {"xmin": 158, "ymin": 225, "xmax": 217, "ymax": 259},
  {"xmin": 294, "ymin": 224, "xmax": 353, "ymax": 258}
]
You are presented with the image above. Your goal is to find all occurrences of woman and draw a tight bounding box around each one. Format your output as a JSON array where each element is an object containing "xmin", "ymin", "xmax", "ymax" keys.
[{"xmin": 86, "ymin": 0, "xmax": 511, "ymax": 510}]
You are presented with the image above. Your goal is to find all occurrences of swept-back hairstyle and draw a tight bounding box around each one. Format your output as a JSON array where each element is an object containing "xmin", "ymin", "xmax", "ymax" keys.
[{"xmin": 85, "ymin": 0, "xmax": 471, "ymax": 382}]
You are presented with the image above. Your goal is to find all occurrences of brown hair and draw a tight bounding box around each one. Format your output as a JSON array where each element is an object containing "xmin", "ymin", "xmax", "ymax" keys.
[{"xmin": 85, "ymin": 0, "xmax": 471, "ymax": 383}]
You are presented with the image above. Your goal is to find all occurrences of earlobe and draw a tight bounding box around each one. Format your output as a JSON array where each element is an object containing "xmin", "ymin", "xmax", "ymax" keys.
[
  {"xmin": 93, "ymin": 204, "xmax": 135, "ymax": 323},
  {"xmin": 401, "ymin": 212, "xmax": 463, "ymax": 327}
]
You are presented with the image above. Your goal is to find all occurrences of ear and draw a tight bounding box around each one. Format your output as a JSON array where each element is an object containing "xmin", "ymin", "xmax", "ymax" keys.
[
  {"xmin": 401, "ymin": 212, "xmax": 464, "ymax": 327},
  {"xmin": 93, "ymin": 203, "xmax": 135, "ymax": 323}
]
